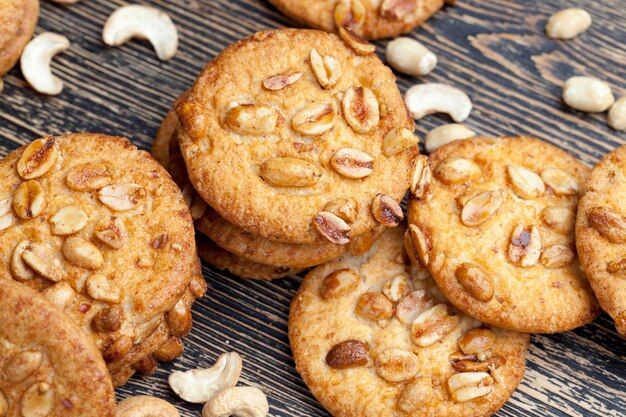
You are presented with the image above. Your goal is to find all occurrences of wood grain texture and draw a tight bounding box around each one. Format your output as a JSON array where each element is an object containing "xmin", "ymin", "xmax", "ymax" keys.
[{"xmin": 1, "ymin": 0, "xmax": 624, "ymax": 416}]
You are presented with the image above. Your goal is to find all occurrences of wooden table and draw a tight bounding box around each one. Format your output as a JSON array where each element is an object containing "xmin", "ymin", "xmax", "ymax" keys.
[{"xmin": 1, "ymin": 0, "xmax": 624, "ymax": 416}]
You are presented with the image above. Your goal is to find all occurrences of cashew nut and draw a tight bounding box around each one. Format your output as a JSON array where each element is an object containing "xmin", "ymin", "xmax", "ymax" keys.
[
  {"xmin": 425, "ymin": 123, "xmax": 476, "ymax": 153},
  {"xmin": 20, "ymin": 32, "xmax": 70, "ymax": 95},
  {"xmin": 404, "ymin": 83, "xmax": 472, "ymax": 122},
  {"xmin": 562, "ymin": 76, "xmax": 614, "ymax": 113},
  {"xmin": 168, "ymin": 352, "xmax": 242, "ymax": 403},
  {"xmin": 608, "ymin": 96, "xmax": 626, "ymax": 131},
  {"xmin": 546, "ymin": 8, "xmax": 592, "ymax": 39},
  {"xmin": 202, "ymin": 387, "xmax": 269, "ymax": 417},
  {"xmin": 386, "ymin": 37, "xmax": 437, "ymax": 77},
  {"xmin": 116, "ymin": 395, "xmax": 180, "ymax": 417},
  {"xmin": 103, "ymin": 5, "xmax": 178, "ymax": 60}
]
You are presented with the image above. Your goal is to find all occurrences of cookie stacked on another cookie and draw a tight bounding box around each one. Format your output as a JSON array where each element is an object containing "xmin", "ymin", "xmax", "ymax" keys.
[
  {"xmin": 0, "ymin": 133, "xmax": 206, "ymax": 387},
  {"xmin": 290, "ymin": 226, "xmax": 529, "ymax": 417},
  {"xmin": 407, "ymin": 136, "xmax": 600, "ymax": 333},
  {"xmin": 153, "ymin": 28, "xmax": 420, "ymax": 279},
  {"xmin": 0, "ymin": 0, "xmax": 38, "ymax": 89}
]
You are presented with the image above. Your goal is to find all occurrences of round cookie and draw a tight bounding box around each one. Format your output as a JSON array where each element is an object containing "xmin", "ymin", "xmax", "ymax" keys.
[
  {"xmin": 153, "ymin": 91, "xmax": 191, "ymax": 170},
  {"xmin": 289, "ymin": 226, "xmax": 529, "ymax": 417},
  {"xmin": 268, "ymin": 0, "xmax": 444, "ymax": 40},
  {"xmin": 0, "ymin": 133, "xmax": 202, "ymax": 383},
  {"xmin": 408, "ymin": 136, "xmax": 600, "ymax": 333},
  {"xmin": 576, "ymin": 144, "xmax": 626, "ymax": 336},
  {"xmin": 0, "ymin": 279, "xmax": 116, "ymax": 417},
  {"xmin": 177, "ymin": 28, "xmax": 417, "ymax": 244},
  {"xmin": 0, "ymin": 0, "xmax": 39, "ymax": 77}
]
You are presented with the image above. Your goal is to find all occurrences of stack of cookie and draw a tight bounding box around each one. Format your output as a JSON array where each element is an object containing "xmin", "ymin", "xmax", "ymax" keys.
[
  {"xmin": 153, "ymin": 28, "xmax": 422, "ymax": 280},
  {"xmin": 0, "ymin": 133, "xmax": 205, "ymax": 387},
  {"xmin": 0, "ymin": 0, "xmax": 38, "ymax": 92}
]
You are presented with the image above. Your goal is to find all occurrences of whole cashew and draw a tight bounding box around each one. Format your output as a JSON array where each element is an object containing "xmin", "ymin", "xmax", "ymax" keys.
[
  {"xmin": 116, "ymin": 395, "xmax": 180, "ymax": 417},
  {"xmin": 169, "ymin": 352, "xmax": 242, "ymax": 403},
  {"xmin": 202, "ymin": 387, "xmax": 269, "ymax": 417},
  {"xmin": 425, "ymin": 123, "xmax": 476, "ymax": 153},
  {"xmin": 103, "ymin": 5, "xmax": 179, "ymax": 61},
  {"xmin": 20, "ymin": 32, "xmax": 70, "ymax": 95},
  {"xmin": 404, "ymin": 83, "xmax": 472, "ymax": 122}
]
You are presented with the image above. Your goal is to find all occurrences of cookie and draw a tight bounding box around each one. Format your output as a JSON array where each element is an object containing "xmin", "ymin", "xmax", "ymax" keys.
[
  {"xmin": 576, "ymin": 144, "xmax": 626, "ymax": 336},
  {"xmin": 153, "ymin": 91, "xmax": 190, "ymax": 170},
  {"xmin": 268, "ymin": 0, "xmax": 444, "ymax": 40},
  {"xmin": 0, "ymin": 279, "xmax": 116, "ymax": 417},
  {"xmin": 0, "ymin": 0, "xmax": 38, "ymax": 77},
  {"xmin": 0, "ymin": 133, "xmax": 203, "ymax": 385},
  {"xmin": 407, "ymin": 136, "xmax": 600, "ymax": 333},
  {"xmin": 177, "ymin": 28, "xmax": 417, "ymax": 245},
  {"xmin": 289, "ymin": 226, "xmax": 529, "ymax": 417}
]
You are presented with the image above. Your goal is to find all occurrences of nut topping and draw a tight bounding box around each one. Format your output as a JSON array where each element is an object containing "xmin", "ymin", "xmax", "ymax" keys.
[
  {"xmin": 313, "ymin": 211, "xmax": 351, "ymax": 245},
  {"xmin": 541, "ymin": 206, "xmax": 574, "ymax": 234},
  {"xmin": 5, "ymin": 350, "xmax": 43, "ymax": 382},
  {"xmin": 411, "ymin": 155, "xmax": 432, "ymax": 198},
  {"xmin": 292, "ymin": 101, "xmax": 337, "ymax": 136},
  {"xmin": 398, "ymin": 378, "xmax": 433, "ymax": 412},
  {"xmin": 461, "ymin": 189, "xmax": 503, "ymax": 227},
  {"xmin": 507, "ymin": 164, "xmax": 545, "ymax": 199},
  {"xmin": 435, "ymin": 157, "xmax": 481, "ymax": 184},
  {"xmin": 540, "ymin": 245, "xmax": 574, "ymax": 268},
  {"xmin": 22, "ymin": 242, "xmax": 63, "ymax": 282},
  {"xmin": 225, "ymin": 103, "xmax": 280, "ymax": 135},
  {"xmin": 338, "ymin": 26, "xmax": 375, "ymax": 55},
  {"xmin": 342, "ymin": 86, "xmax": 380, "ymax": 133},
  {"xmin": 330, "ymin": 148, "xmax": 374, "ymax": 179},
  {"xmin": 447, "ymin": 372, "xmax": 494, "ymax": 402},
  {"xmin": 355, "ymin": 292, "xmax": 394, "ymax": 321},
  {"xmin": 383, "ymin": 275, "xmax": 411, "ymax": 302},
  {"xmin": 455, "ymin": 263, "xmax": 494, "ymax": 302},
  {"xmin": 87, "ymin": 274, "xmax": 121, "ymax": 303},
  {"xmin": 588, "ymin": 206, "xmax": 626, "ymax": 243},
  {"xmin": 17, "ymin": 137, "xmax": 59, "ymax": 180},
  {"xmin": 11, "ymin": 240, "xmax": 35, "ymax": 281},
  {"xmin": 396, "ymin": 290, "xmax": 435, "ymax": 324},
  {"xmin": 260, "ymin": 157, "xmax": 321, "ymax": 187},
  {"xmin": 607, "ymin": 257, "xmax": 626, "ymax": 273},
  {"xmin": 541, "ymin": 168, "xmax": 579, "ymax": 196},
  {"xmin": 411, "ymin": 304, "xmax": 458, "ymax": 347},
  {"xmin": 458, "ymin": 328, "xmax": 497, "ymax": 355},
  {"xmin": 382, "ymin": 127, "xmax": 418, "ymax": 156},
  {"xmin": 508, "ymin": 225, "xmax": 541, "ymax": 267},
  {"xmin": 406, "ymin": 224, "xmax": 430, "ymax": 267},
  {"xmin": 63, "ymin": 236, "xmax": 104, "ymax": 270},
  {"xmin": 94, "ymin": 216, "xmax": 126, "ymax": 249},
  {"xmin": 310, "ymin": 48, "xmax": 342, "ymax": 90},
  {"xmin": 324, "ymin": 198, "xmax": 358, "ymax": 223},
  {"xmin": 21, "ymin": 382, "xmax": 54, "ymax": 417},
  {"xmin": 371, "ymin": 194, "xmax": 403, "ymax": 227},
  {"xmin": 91, "ymin": 305, "xmax": 125, "ymax": 332},
  {"xmin": 320, "ymin": 268, "xmax": 360, "ymax": 300},
  {"xmin": 98, "ymin": 183, "xmax": 146, "ymax": 211},
  {"xmin": 103, "ymin": 335, "xmax": 133, "ymax": 363},
  {"xmin": 50, "ymin": 205, "xmax": 88, "ymax": 235},
  {"xmin": 65, "ymin": 162, "xmax": 112, "ymax": 191},
  {"xmin": 326, "ymin": 340, "xmax": 369, "ymax": 369},
  {"xmin": 0, "ymin": 198, "xmax": 14, "ymax": 231},
  {"xmin": 262, "ymin": 71, "xmax": 302, "ymax": 91},
  {"xmin": 375, "ymin": 349, "xmax": 419, "ymax": 382},
  {"xmin": 334, "ymin": 0, "xmax": 366, "ymax": 32},
  {"xmin": 13, "ymin": 180, "xmax": 46, "ymax": 219},
  {"xmin": 380, "ymin": 0, "xmax": 416, "ymax": 20},
  {"xmin": 43, "ymin": 282, "xmax": 75, "ymax": 308},
  {"xmin": 449, "ymin": 352, "xmax": 502, "ymax": 372}
]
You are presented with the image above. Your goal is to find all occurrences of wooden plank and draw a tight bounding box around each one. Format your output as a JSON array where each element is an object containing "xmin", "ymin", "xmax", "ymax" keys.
[{"xmin": 0, "ymin": 0, "xmax": 624, "ymax": 416}]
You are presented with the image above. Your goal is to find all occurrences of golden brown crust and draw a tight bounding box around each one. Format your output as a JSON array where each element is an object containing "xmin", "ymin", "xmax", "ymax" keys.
[
  {"xmin": 153, "ymin": 91, "xmax": 191, "ymax": 170},
  {"xmin": 576, "ymin": 144, "xmax": 626, "ymax": 336},
  {"xmin": 289, "ymin": 226, "xmax": 529, "ymax": 417},
  {"xmin": 268, "ymin": 0, "xmax": 444, "ymax": 40},
  {"xmin": 0, "ymin": 0, "xmax": 39, "ymax": 76},
  {"xmin": 177, "ymin": 28, "xmax": 415, "ymax": 244},
  {"xmin": 408, "ymin": 136, "xmax": 600, "ymax": 333},
  {"xmin": 0, "ymin": 279, "xmax": 116, "ymax": 417}
]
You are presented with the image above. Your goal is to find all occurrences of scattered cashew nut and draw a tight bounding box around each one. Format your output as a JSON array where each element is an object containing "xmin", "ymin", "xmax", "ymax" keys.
[
  {"xmin": 562, "ymin": 76, "xmax": 614, "ymax": 113},
  {"xmin": 608, "ymin": 96, "xmax": 626, "ymax": 131},
  {"xmin": 425, "ymin": 123, "xmax": 476, "ymax": 153},
  {"xmin": 103, "ymin": 5, "xmax": 179, "ymax": 60},
  {"xmin": 20, "ymin": 32, "xmax": 70, "ymax": 95},
  {"xmin": 404, "ymin": 83, "xmax": 472, "ymax": 122},
  {"xmin": 546, "ymin": 8, "xmax": 592, "ymax": 39},
  {"xmin": 202, "ymin": 387, "xmax": 269, "ymax": 417},
  {"xmin": 386, "ymin": 37, "xmax": 437, "ymax": 77},
  {"xmin": 116, "ymin": 395, "xmax": 180, "ymax": 417},
  {"xmin": 169, "ymin": 352, "xmax": 242, "ymax": 403}
]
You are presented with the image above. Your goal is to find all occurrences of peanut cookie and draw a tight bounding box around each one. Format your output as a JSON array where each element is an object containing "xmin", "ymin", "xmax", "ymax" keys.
[
  {"xmin": 408, "ymin": 136, "xmax": 600, "ymax": 333},
  {"xmin": 0, "ymin": 279, "xmax": 116, "ymax": 417},
  {"xmin": 177, "ymin": 29, "xmax": 417, "ymax": 245},
  {"xmin": 0, "ymin": 0, "xmax": 38, "ymax": 77},
  {"xmin": 268, "ymin": 0, "xmax": 444, "ymax": 40},
  {"xmin": 0, "ymin": 133, "xmax": 203, "ymax": 385},
  {"xmin": 576, "ymin": 144, "xmax": 626, "ymax": 336},
  {"xmin": 289, "ymin": 226, "xmax": 529, "ymax": 417}
]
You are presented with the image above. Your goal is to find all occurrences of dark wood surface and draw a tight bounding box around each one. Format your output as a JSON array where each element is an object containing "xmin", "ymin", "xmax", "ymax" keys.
[{"xmin": 1, "ymin": 0, "xmax": 625, "ymax": 416}]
